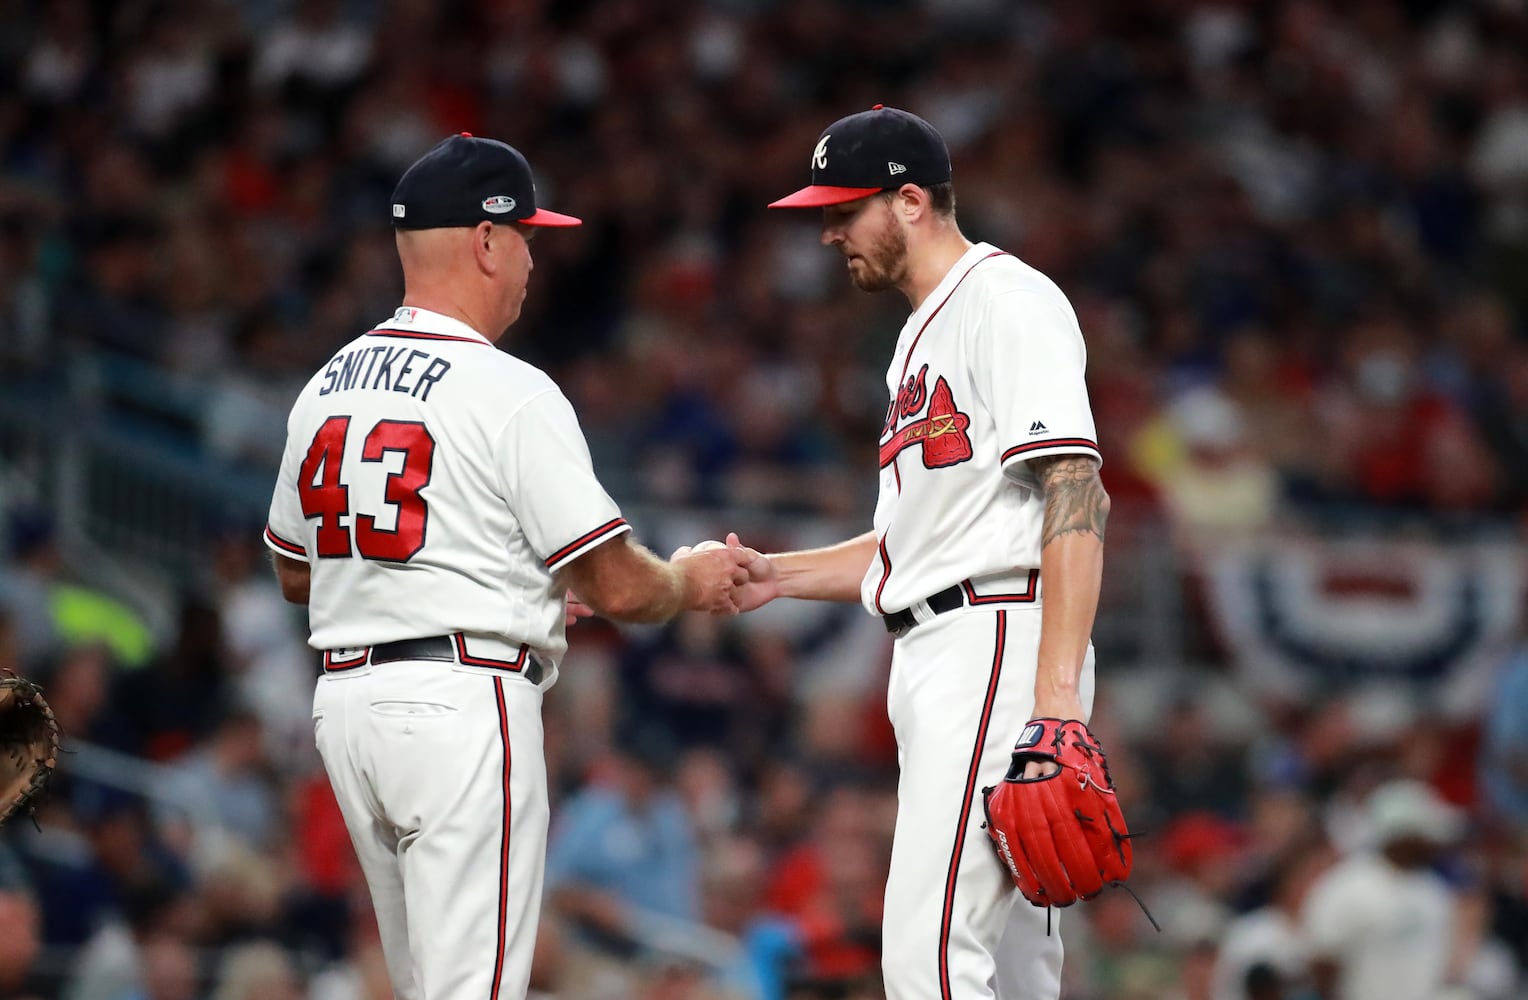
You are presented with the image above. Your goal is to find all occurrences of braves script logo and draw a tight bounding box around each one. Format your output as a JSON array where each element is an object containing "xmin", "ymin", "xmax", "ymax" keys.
[
  {"xmin": 813, "ymin": 135, "xmax": 830, "ymax": 170},
  {"xmin": 879, "ymin": 365, "xmax": 974, "ymax": 469}
]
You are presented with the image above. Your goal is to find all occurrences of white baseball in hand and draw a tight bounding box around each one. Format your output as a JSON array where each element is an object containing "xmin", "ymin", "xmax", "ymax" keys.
[{"xmin": 669, "ymin": 538, "xmax": 726, "ymax": 561}]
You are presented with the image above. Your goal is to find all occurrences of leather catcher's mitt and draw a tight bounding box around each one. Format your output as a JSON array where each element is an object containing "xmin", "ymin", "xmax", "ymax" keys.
[
  {"xmin": 981, "ymin": 718, "xmax": 1132, "ymax": 908},
  {"xmin": 0, "ymin": 672, "xmax": 60, "ymax": 826}
]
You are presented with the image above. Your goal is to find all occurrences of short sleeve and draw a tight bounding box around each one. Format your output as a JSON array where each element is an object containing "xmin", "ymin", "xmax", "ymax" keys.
[
  {"xmin": 264, "ymin": 422, "xmax": 310, "ymax": 561},
  {"xmin": 974, "ymin": 289, "xmax": 1101, "ymax": 473},
  {"xmin": 495, "ymin": 390, "xmax": 631, "ymax": 573}
]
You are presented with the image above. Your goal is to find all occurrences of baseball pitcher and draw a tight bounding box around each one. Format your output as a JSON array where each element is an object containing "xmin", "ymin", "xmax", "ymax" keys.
[{"xmin": 689, "ymin": 107, "xmax": 1134, "ymax": 1000}]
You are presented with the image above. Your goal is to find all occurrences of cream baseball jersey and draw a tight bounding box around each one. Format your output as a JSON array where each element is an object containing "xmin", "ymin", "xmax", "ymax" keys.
[
  {"xmin": 264, "ymin": 306, "xmax": 630, "ymax": 668},
  {"xmin": 864, "ymin": 242, "xmax": 1101, "ymax": 615}
]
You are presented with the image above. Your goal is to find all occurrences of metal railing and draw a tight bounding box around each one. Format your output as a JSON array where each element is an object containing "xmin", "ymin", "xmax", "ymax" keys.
[
  {"xmin": 0, "ymin": 379, "xmax": 1194, "ymax": 673},
  {"xmin": 19, "ymin": 356, "xmax": 1522, "ymax": 689},
  {"xmin": 55, "ymin": 739, "xmax": 225, "ymax": 835}
]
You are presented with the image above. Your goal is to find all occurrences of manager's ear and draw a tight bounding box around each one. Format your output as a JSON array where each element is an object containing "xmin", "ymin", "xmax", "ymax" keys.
[{"xmin": 473, "ymin": 220, "xmax": 497, "ymax": 275}]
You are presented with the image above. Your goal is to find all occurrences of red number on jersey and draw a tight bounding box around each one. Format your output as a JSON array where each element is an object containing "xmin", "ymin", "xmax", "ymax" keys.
[
  {"xmin": 355, "ymin": 420, "xmax": 435, "ymax": 562},
  {"xmin": 298, "ymin": 416, "xmax": 353, "ymax": 557},
  {"xmin": 297, "ymin": 416, "xmax": 436, "ymax": 562}
]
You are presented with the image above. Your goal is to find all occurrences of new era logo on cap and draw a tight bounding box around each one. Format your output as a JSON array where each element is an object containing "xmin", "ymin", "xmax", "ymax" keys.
[{"xmin": 770, "ymin": 105, "xmax": 952, "ymax": 209}]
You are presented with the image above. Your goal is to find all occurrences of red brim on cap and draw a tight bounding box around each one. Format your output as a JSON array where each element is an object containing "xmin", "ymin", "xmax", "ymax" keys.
[
  {"xmin": 520, "ymin": 208, "xmax": 583, "ymax": 227},
  {"xmin": 768, "ymin": 185, "xmax": 884, "ymax": 208}
]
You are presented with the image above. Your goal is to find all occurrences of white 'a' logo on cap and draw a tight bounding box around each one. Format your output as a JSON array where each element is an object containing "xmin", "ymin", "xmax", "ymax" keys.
[{"xmin": 812, "ymin": 134, "xmax": 830, "ymax": 171}]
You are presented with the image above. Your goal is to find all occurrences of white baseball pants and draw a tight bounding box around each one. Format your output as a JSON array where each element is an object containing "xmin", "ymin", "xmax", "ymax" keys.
[
  {"xmin": 313, "ymin": 658, "xmax": 548, "ymax": 1000},
  {"xmin": 881, "ymin": 604, "xmax": 1095, "ymax": 1000}
]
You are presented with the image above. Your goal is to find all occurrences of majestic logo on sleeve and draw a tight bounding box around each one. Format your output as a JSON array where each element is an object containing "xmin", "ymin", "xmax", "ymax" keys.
[{"xmin": 879, "ymin": 365, "xmax": 974, "ymax": 469}]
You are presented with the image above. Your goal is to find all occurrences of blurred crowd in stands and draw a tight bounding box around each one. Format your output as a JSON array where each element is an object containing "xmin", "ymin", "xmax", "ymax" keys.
[{"xmin": 3, "ymin": 0, "xmax": 1528, "ymax": 998}]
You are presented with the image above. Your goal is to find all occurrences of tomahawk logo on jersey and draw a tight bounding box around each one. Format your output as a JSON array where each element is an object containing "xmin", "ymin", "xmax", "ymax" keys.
[
  {"xmin": 880, "ymin": 365, "xmax": 974, "ymax": 469},
  {"xmin": 864, "ymin": 243, "xmax": 1101, "ymax": 617}
]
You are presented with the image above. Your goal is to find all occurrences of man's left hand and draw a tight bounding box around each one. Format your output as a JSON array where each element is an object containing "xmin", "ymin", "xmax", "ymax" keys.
[{"xmin": 565, "ymin": 591, "xmax": 595, "ymax": 627}]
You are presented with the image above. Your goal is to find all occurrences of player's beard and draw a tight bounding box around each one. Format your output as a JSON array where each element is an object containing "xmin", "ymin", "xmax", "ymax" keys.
[{"xmin": 847, "ymin": 213, "xmax": 908, "ymax": 293}]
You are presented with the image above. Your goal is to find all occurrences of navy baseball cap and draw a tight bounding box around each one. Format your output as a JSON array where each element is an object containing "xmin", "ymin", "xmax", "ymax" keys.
[
  {"xmin": 391, "ymin": 133, "xmax": 581, "ymax": 229},
  {"xmin": 769, "ymin": 105, "xmax": 952, "ymax": 209}
]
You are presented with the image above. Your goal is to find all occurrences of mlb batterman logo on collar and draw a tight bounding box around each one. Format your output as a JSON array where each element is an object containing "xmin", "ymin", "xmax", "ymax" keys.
[
  {"xmin": 390, "ymin": 132, "xmax": 581, "ymax": 229},
  {"xmin": 769, "ymin": 105, "xmax": 952, "ymax": 208}
]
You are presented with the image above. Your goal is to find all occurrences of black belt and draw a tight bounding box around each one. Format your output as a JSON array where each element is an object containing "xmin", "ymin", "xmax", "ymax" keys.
[
  {"xmin": 364, "ymin": 635, "xmax": 544, "ymax": 683},
  {"xmin": 882, "ymin": 583, "xmax": 966, "ymax": 637},
  {"xmin": 370, "ymin": 636, "xmax": 454, "ymax": 664}
]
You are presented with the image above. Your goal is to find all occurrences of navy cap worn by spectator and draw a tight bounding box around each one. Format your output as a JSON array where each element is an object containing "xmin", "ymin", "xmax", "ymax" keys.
[
  {"xmin": 769, "ymin": 105, "xmax": 952, "ymax": 208},
  {"xmin": 7, "ymin": 512, "xmax": 55, "ymax": 560},
  {"xmin": 390, "ymin": 133, "xmax": 581, "ymax": 230}
]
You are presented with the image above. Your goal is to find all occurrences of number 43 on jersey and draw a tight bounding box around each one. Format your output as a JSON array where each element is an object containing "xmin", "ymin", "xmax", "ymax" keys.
[{"xmin": 298, "ymin": 416, "xmax": 436, "ymax": 561}]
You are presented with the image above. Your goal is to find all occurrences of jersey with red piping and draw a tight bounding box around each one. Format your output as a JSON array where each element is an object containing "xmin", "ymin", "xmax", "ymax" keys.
[
  {"xmin": 265, "ymin": 306, "xmax": 629, "ymax": 674},
  {"xmin": 864, "ymin": 243, "xmax": 1101, "ymax": 616}
]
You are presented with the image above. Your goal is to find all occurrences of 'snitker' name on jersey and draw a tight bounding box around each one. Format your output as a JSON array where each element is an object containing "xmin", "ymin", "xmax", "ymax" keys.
[{"xmin": 319, "ymin": 343, "xmax": 453, "ymax": 399}]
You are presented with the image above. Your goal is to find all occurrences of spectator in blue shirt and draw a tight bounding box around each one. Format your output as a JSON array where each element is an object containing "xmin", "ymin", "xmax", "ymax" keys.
[
  {"xmin": 544, "ymin": 727, "xmax": 700, "ymax": 957},
  {"xmin": 1482, "ymin": 646, "xmax": 1528, "ymax": 825}
]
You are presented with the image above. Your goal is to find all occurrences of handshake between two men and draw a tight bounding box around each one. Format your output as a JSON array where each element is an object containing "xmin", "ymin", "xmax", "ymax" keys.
[
  {"xmin": 668, "ymin": 532, "xmax": 778, "ymax": 615},
  {"xmin": 562, "ymin": 532, "xmax": 784, "ymax": 628}
]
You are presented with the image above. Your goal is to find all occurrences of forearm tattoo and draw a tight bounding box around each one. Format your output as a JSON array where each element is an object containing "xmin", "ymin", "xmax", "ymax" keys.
[{"xmin": 1032, "ymin": 455, "xmax": 1109, "ymax": 548}]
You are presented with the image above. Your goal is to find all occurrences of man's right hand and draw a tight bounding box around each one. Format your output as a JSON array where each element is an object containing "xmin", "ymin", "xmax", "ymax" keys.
[
  {"xmin": 673, "ymin": 545, "xmax": 751, "ymax": 614},
  {"xmin": 723, "ymin": 532, "xmax": 779, "ymax": 612}
]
